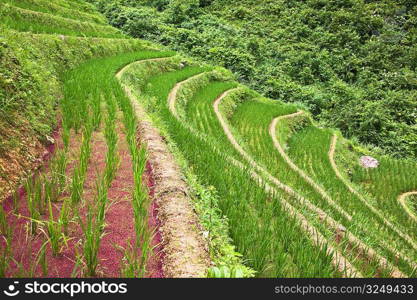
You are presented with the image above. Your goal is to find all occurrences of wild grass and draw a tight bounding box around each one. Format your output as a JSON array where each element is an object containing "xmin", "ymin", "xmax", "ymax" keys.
[
  {"xmin": 78, "ymin": 179, "xmax": 108, "ymax": 277},
  {"xmin": 42, "ymin": 198, "xmax": 69, "ymax": 256},
  {"xmin": 50, "ymin": 150, "xmax": 68, "ymax": 194}
]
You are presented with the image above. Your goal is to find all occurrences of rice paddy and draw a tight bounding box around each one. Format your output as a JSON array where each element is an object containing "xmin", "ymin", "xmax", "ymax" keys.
[
  {"xmin": 1, "ymin": 0, "xmax": 416, "ymax": 279},
  {"xmin": 118, "ymin": 55, "xmax": 417, "ymax": 277}
]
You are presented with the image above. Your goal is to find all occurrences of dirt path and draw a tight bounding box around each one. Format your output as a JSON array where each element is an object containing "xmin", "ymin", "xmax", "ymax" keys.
[
  {"xmin": 329, "ymin": 134, "xmax": 417, "ymax": 253},
  {"xmin": 269, "ymin": 113, "xmax": 351, "ymax": 221},
  {"xmin": 397, "ymin": 192, "xmax": 417, "ymax": 223},
  {"xmin": 213, "ymin": 92, "xmax": 406, "ymax": 277},
  {"xmin": 167, "ymin": 73, "xmax": 207, "ymax": 119},
  {"xmin": 117, "ymin": 60, "xmax": 210, "ymax": 278}
]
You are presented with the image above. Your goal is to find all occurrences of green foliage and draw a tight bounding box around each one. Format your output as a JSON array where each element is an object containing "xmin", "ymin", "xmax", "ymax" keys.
[
  {"xmin": 207, "ymin": 266, "xmax": 244, "ymax": 278},
  {"xmin": 93, "ymin": 0, "xmax": 417, "ymax": 159}
]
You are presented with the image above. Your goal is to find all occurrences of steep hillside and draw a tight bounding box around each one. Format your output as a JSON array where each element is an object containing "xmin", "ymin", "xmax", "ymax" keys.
[{"xmin": 90, "ymin": 0, "xmax": 417, "ymax": 159}]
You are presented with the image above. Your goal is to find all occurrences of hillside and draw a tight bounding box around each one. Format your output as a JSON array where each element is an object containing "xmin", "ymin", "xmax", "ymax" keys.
[
  {"xmin": 0, "ymin": 0, "xmax": 417, "ymax": 279},
  {"xmin": 91, "ymin": 0, "xmax": 417, "ymax": 159}
]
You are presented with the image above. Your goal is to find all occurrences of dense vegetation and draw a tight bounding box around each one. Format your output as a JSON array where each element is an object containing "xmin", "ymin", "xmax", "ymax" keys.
[{"xmin": 88, "ymin": 0, "xmax": 417, "ymax": 159}]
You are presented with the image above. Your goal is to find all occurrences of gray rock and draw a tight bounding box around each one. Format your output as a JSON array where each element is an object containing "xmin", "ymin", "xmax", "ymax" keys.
[{"xmin": 359, "ymin": 156, "xmax": 379, "ymax": 168}]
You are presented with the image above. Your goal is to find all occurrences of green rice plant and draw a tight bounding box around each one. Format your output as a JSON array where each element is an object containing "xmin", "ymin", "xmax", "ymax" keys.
[
  {"xmin": 70, "ymin": 168, "xmax": 84, "ymax": 205},
  {"xmin": 92, "ymin": 94, "xmax": 102, "ymax": 131},
  {"xmin": 288, "ymin": 126, "xmax": 417, "ymax": 251},
  {"xmin": 350, "ymin": 153, "xmax": 417, "ymax": 222},
  {"xmin": 38, "ymin": 243, "xmax": 48, "ymax": 277},
  {"xmin": 130, "ymin": 146, "xmax": 151, "ymax": 276},
  {"xmin": 62, "ymin": 125, "xmax": 70, "ymax": 152},
  {"xmin": 116, "ymin": 241, "xmax": 138, "ymax": 278},
  {"xmin": 0, "ymin": 206, "xmax": 10, "ymax": 237},
  {"xmin": 34, "ymin": 177, "xmax": 45, "ymax": 215},
  {"xmin": 78, "ymin": 178, "xmax": 109, "ymax": 277},
  {"xmin": 71, "ymin": 244, "xmax": 84, "ymax": 278},
  {"xmin": 70, "ymin": 123, "xmax": 93, "ymax": 204},
  {"xmin": 57, "ymin": 50, "xmax": 178, "ymax": 277},
  {"xmin": 59, "ymin": 199, "xmax": 71, "ymax": 236},
  {"xmin": 78, "ymin": 203, "xmax": 101, "ymax": 277},
  {"xmin": 207, "ymin": 266, "xmax": 244, "ymax": 278},
  {"xmin": 0, "ymin": 235, "xmax": 11, "ymax": 278},
  {"xmin": 25, "ymin": 179, "xmax": 41, "ymax": 234},
  {"xmin": 121, "ymin": 64, "xmax": 340, "ymax": 277},
  {"xmin": 12, "ymin": 241, "xmax": 49, "ymax": 277},
  {"xmin": 226, "ymin": 95, "xmax": 417, "ymax": 276},
  {"xmin": 43, "ymin": 178, "xmax": 57, "ymax": 204},
  {"xmin": 41, "ymin": 198, "xmax": 67, "ymax": 256},
  {"xmin": 103, "ymin": 98, "xmax": 119, "ymax": 187},
  {"xmin": 12, "ymin": 190, "xmax": 20, "ymax": 214},
  {"xmin": 110, "ymin": 83, "xmax": 152, "ymax": 276},
  {"xmin": 50, "ymin": 150, "xmax": 68, "ymax": 194},
  {"xmin": 0, "ymin": 209, "xmax": 12, "ymax": 277}
]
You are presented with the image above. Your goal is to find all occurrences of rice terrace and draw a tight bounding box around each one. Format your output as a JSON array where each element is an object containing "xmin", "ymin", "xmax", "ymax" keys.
[{"xmin": 0, "ymin": 0, "xmax": 416, "ymax": 279}]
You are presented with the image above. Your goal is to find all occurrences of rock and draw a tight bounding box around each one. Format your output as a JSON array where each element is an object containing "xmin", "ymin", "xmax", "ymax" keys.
[
  {"xmin": 359, "ymin": 156, "xmax": 379, "ymax": 168},
  {"xmin": 45, "ymin": 135, "xmax": 55, "ymax": 145}
]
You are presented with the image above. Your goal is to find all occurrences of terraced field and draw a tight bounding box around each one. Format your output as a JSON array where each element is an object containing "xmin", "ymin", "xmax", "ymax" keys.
[
  {"xmin": 1, "ymin": 0, "xmax": 416, "ymax": 278},
  {"xmin": 118, "ymin": 56, "xmax": 417, "ymax": 277},
  {"xmin": 0, "ymin": 0, "xmax": 211, "ymax": 278}
]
